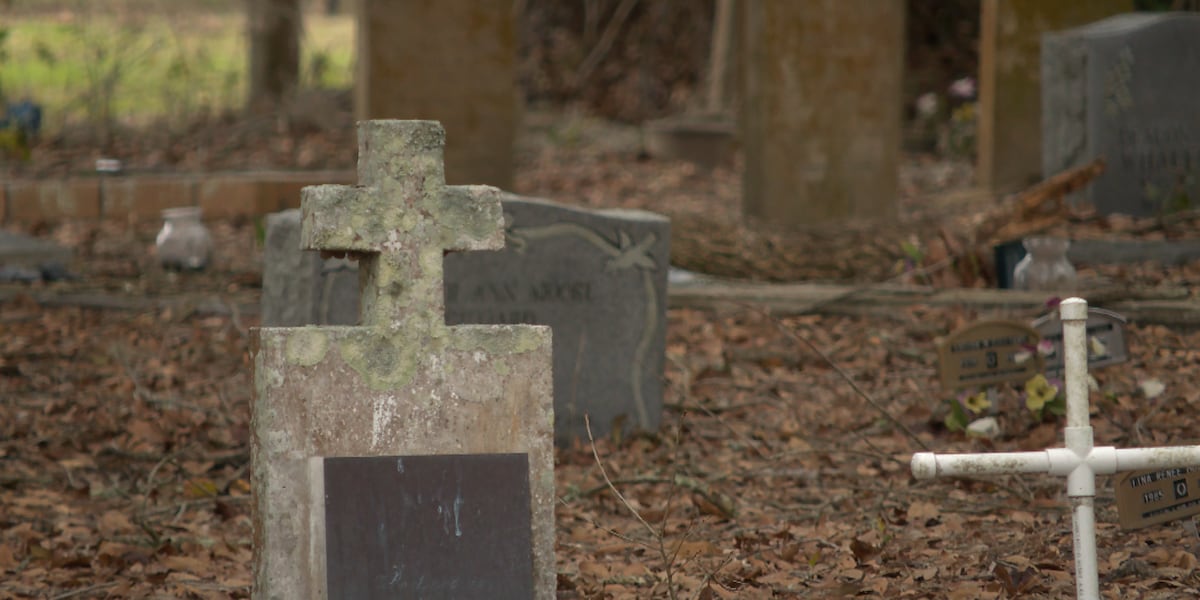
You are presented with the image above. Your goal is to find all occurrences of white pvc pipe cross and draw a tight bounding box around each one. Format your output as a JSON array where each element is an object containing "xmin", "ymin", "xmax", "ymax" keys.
[{"xmin": 912, "ymin": 297, "xmax": 1200, "ymax": 599}]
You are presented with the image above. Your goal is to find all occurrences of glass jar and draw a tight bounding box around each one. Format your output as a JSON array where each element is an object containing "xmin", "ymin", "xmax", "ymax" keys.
[
  {"xmin": 1013, "ymin": 237, "xmax": 1076, "ymax": 291},
  {"xmin": 156, "ymin": 207, "xmax": 213, "ymax": 271}
]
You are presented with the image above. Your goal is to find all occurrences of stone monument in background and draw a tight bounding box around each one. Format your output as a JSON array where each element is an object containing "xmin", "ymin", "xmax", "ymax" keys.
[
  {"xmin": 740, "ymin": 0, "xmax": 904, "ymax": 226},
  {"xmin": 355, "ymin": 0, "xmax": 517, "ymax": 189},
  {"xmin": 1043, "ymin": 13, "xmax": 1200, "ymax": 217},
  {"xmin": 975, "ymin": 0, "xmax": 1130, "ymax": 193}
]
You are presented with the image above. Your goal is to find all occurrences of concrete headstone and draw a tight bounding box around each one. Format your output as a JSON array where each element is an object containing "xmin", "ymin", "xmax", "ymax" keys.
[
  {"xmin": 250, "ymin": 120, "xmax": 555, "ymax": 599},
  {"xmin": 976, "ymin": 0, "xmax": 1130, "ymax": 193},
  {"xmin": 740, "ymin": 0, "xmax": 903, "ymax": 225},
  {"xmin": 262, "ymin": 198, "xmax": 670, "ymax": 445},
  {"xmin": 1043, "ymin": 13, "xmax": 1200, "ymax": 216},
  {"xmin": 355, "ymin": 0, "xmax": 517, "ymax": 189}
]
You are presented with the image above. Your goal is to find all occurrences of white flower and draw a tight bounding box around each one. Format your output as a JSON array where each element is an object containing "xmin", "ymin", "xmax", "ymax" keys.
[
  {"xmin": 949, "ymin": 77, "xmax": 976, "ymax": 99},
  {"xmin": 915, "ymin": 92, "xmax": 939, "ymax": 118},
  {"xmin": 1140, "ymin": 379, "xmax": 1166, "ymax": 400}
]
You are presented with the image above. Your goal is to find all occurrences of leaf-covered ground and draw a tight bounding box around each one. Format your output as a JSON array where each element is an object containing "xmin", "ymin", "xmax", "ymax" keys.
[{"xmin": 3, "ymin": 117, "xmax": 1200, "ymax": 599}]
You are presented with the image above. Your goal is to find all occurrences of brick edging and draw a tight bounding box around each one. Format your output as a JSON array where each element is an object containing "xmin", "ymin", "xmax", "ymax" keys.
[{"xmin": 1, "ymin": 171, "xmax": 356, "ymax": 224}]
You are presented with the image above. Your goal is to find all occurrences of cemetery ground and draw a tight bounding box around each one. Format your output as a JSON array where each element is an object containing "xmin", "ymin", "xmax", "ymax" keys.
[{"xmin": 3, "ymin": 117, "xmax": 1200, "ymax": 598}]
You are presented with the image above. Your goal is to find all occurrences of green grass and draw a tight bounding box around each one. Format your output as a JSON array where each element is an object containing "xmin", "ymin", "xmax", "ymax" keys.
[{"xmin": 0, "ymin": 6, "xmax": 354, "ymax": 132}]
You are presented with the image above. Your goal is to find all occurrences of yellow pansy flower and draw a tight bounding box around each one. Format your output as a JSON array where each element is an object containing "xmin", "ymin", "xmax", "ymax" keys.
[
  {"xmin": 1025, "ymin": 374, "xmax": 1059, "ymax": 412},
  {"xmin": 963, "ymin": 391, "xmax": 991, "ymax": 414}
]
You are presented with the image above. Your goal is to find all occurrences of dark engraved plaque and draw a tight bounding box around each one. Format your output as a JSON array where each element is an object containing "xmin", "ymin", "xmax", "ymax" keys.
[{"xmin": 323, "ymin": 453, "xmax": 534, "ymax": 599}]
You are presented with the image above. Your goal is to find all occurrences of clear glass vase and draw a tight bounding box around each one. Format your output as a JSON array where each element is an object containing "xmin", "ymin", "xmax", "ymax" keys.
[
  {"xmin": 1013, "ymin": 237, "xmax": 1076, "ymax": 291},
  {"xmin": 156, "ymin": 207, "xmax": 213, "ymax": 271}
]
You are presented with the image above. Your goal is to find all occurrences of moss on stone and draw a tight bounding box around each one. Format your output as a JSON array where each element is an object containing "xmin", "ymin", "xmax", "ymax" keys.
[
  {"xmin": 338, "ymin": 331, "xmax": 420, "ymax": 391},
  {"xmin": 285, "ymin": 328, "xmax": 330, "ymax": 367}
]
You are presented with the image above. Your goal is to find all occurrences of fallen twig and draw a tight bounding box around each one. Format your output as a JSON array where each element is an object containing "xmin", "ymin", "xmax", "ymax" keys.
[
  {"xmin": 751, "ymin": 306, "xmax": 931, "ymax": 452},
  {"xmin": 50, "ymin": 583, "xmax": 119, "ymax": 600}
]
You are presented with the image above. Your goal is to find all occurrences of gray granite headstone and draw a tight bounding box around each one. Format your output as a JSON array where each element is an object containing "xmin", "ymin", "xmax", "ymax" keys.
[
  {"xmin": 261, "ymin": 196, "xmax": 671, "ymax": 444},
  {"xmin": 0, "ymin": 231, "xmax": 72, "ymax": 281},
  {"xmin": 1043, "ymin": 13, "xmax": 1200, "ymax": 217},
  {"xmin": 446, "ymin": 197, "xmax": 670, "ymax": 444},
  {"xmin": 261, "ymin": 210, "xmax": 359, "ymax": 327}
]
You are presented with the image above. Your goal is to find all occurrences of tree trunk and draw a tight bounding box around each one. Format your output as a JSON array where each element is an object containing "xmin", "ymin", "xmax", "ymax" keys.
[{"xmin": 247, "ymin": 0, "xmax": 302, "ymax": 111}]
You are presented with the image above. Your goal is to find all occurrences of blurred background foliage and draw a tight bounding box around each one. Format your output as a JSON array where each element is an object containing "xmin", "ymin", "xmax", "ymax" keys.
[{"xmin": 1, "ymin": 0, "xmax": 1195, "ymax": 140}]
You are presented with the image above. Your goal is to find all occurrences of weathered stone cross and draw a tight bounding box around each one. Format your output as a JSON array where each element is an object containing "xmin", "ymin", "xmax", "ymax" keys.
[
  {"xmin": 913, "ymin": 297, "xmax": 1200, "ymax": 599},
  {"xmin": 251, "ymin": 120, "xmax": 555, "ymax": 599}
]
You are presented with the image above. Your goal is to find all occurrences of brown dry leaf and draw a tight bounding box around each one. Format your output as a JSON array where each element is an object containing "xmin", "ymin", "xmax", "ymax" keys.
[
  {"xmin": 228, "ymin": 478, "xmax": 252, "ymax": 495},
  {"xmin": 1145, "ymin": 548, "xmax": 1173, "ymax": 565},
  {"xmin": 577, "ymin": 560, "xmax": 609, "ymax": 579},
  {"xmin": 0, "ymin": 544, "xmax": 17, "ymax": 571},
  {"xmin": 98, "ymin": 510, "xmax": 135, "ymax": 536},
  {"xmin": 183, "ymin": 478, "xmax": 220, "ymax": 499},
  {"xmin": 906, "ymin": 500, "xmax": 940, "ymax": 523},
  {"xmin": 162, "ymin": 554, "xmax": 210, "ymax": 574},
  {"xmin": 127, "ymin": 419, "xmax": 167, "ymax": 447},
  {"xmin": 850, "ymin": 537, "xmax": 880, "ymax": 563},
  {"xmin": 673, "ymin": 539, "xmax": 720, "ymax": 560}
]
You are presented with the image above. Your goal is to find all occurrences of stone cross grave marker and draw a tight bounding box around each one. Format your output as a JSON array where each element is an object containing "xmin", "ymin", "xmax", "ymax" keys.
[
  {"xmin": 251, "ymin": 120, "xmax": 555, "ymax": 599},
  {"xmin": 1043, "ymin": 13, "xmax": 1200, "ymax": 216},
  {"xmin": 913, "ymin": 298, "xmax": 1200, "ymax": 599},
  {"xmin": 261, "ymin": 197, "xmax": 670, "ymax": 445}
]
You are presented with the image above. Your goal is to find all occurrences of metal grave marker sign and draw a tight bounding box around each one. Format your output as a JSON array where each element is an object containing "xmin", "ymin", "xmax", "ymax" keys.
[
  {"xmin": 937, "ymin": 320, "xmax": 1043, "ymax": 390},
  {"xmin": 1114, "ymin": 466, "xmax": 1200, "ymax": 530},
  {"xmin": 318, "ymin": 454, "xmax": 534, "ymax": 599}
]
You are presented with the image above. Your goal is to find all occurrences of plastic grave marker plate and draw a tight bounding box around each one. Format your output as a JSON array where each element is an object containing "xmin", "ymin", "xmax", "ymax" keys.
[
  {"xmin": 322, "ymin": 453, "xmax": 534, "ymax": 600},
  {"xmin": 1033, "ymin": 307, "xmax": 1129, "ymax": 376},
  {"xmin": 937, "ymin": 320, "xmax": 1043, "ymax": 390}
]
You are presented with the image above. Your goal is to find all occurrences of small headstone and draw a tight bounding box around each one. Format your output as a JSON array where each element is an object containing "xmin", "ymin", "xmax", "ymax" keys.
[
  {"xmin": 318, "ymin": 454, "xmax": 533, "ymax": 599},
  {"xmin": 1043, "ymin": 13, "xmax": 1200, "ymax": 216},
  {"xmin": 937, "ymin": 320, "xmax": 1044, "ymax": 390},
  {"xmin": 262, "ymin": 197, "xmax": 671, "ymax": 444},
  {"xmin": 251, "ymin": 120, "xmax": 555, "ymax": 599},
  {"xmin": 1114, "ymin": 466, "xmax": 1200, "ymax": 530},
  {"xmin": 1032, "ymin": 307, "xmax": 1129, "ymax": 375},
  {"xmin": 0, "ymin": 231, "xmax": 72, "ymax": 281}
]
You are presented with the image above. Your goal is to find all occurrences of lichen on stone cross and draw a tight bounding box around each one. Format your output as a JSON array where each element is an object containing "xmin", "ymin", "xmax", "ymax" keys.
[{"xmin": 299, "ymin": 119, "xmax": 504, "ymax": 328}]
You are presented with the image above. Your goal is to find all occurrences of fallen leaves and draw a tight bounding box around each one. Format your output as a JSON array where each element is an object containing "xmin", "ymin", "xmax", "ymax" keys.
[{"xmin": 2, "ymin": 127, "xmax": 1199, "ymax": 599}]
